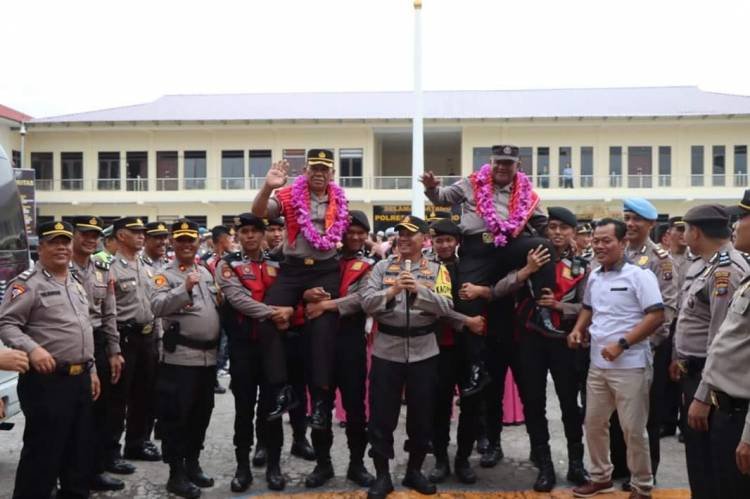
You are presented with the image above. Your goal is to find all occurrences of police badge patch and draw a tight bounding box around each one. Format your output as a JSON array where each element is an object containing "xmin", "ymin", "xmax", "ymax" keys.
[
  {"xmin": 714, "ymin": 271, "xmax": 730, "ymax": 296},
  {"xmin": 10, "ymin": 284, "xmax": 26, "ymax": 300}
]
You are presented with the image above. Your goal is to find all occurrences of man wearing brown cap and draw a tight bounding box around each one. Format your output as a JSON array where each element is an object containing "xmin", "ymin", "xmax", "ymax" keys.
[{"xmin": 0, "ymin": 221, "xmax": 100, "ymax": 498}]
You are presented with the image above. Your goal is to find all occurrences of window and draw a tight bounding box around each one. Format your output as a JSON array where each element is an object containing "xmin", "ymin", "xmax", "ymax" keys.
[
  {"xmin": 31, "ymin": 152, "xmax": 53, "ymax": 190},
  {"xmin": 339, "ymin": 148, "xmax": 363, "ymax": 187},
  {"xmin": 658, "ymin": 146, "xmax": 671, "ymax": 187},
  {"xmin": 735, "ymin": 146, "xmax": 747, "ymax": 187},
  {"xmin": 12, "ymin": 150, "xmax": 21, "ymax": 169},
  {"xmin": 609, "ymin": 147, "xmax": 622, "ymax": 187},
  {"xmin": 472, "ymin": 147, "xmax": 491, "ymax": 171},
  {"xmin": 580, "ymin": 147, "xmax": 593, "ymax": 187},
  {"xmin": 98, "ymin": 152, "xmax": 120, "ymax": 190},
  {"xmin": 61, "ymin": 152, "xmax": 83, "ymax": 190},
  {"xmin": 222, "ymin": 215, "xmax": 238, "ymax": 227},
  {"xmin": 691, "ymin": 146, "xmax": 704, "ymax": 187},
  {"xmin": 519, "ymin": 147, "xmax": 533, "ymax": 176},
  {"xmin": 222, "ymin": 150, "xmax": 244, "ymax": 189},
  {"xmin": 628, "ymin": 146, "xmax": 652, "ymax": 188},
  {"xmin": 156, "ymin": 151, "xmax": 178, "ymax": 191},
  {"xmin": 249, "ymin": 150, "xmax": 272, "ymax": 189},
  {"xmin": 184, "ymin": 151, "xmax": 206, "ymax": 190},
  {"xmin": 126, "ymin": 151, "xmax": 148, "ymax": 191},
  {"xmin": 713, "ymin": 145, "xmax": 726, "ymax": 186},
  {"xmin": 283, "ymin": 149, "xmax": 306, "ymax": 176},
  {"xmin": 537, "ymin": 147, "xmax": 550, "ymax": 188},
  {"xmin": 558, "ymin": 147, "xmax": 572, "ymax": 188}
]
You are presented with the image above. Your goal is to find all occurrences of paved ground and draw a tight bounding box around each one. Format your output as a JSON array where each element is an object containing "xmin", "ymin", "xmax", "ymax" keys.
[{"xmin": 0, "ymin": 375, "xmax": 688, "ymax": 498}]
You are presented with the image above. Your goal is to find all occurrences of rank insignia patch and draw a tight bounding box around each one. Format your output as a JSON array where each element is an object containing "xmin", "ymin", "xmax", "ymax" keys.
[
  {"xmin": 153, "ymin": 275, "xmax": 167, "ymax": 288},
  {"xmin": 714, "ymin": 271, "xmax": 730, "ymax": 296}
]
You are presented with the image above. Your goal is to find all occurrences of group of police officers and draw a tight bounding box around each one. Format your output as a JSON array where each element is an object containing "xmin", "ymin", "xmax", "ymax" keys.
[{"xmin": 1, "ymin": 146, "xmax": 749, "ymax": 499}]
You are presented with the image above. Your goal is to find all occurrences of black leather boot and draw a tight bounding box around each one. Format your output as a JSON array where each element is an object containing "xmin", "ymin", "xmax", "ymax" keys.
[
  {"xmin": 266, "ymin": 384, "xmax": 299, "ymax": 421},
  {"xmin": 252, "ymin": 446, "xmax": 267, "ymax": 467},
  {"xmin": 428, "ymin": 452, "xmax": 450, "ymax": 483},
  {"xmin": 367, "ymin": 454, "xmax": 394, "ymax": 499},
  {"xmin": 185, "ymin": 458, "xmax": 214, "ymax": 488},
  {"xmin": 305, "ymin": 458, "xmax": 335, "ymax": 488},
  {"xmin": 566, "ymin": 442, "xmax": 589, "ymax": 485},
  {"xmin": 291, "ymin": 436, "xmax": 316, "ymax": 461},
  {"xmin": 167, "ymin": 461, "xmax": 201, "ymax": 498},
  {"xmin": 230, "ymin": 450, "xmax": 253, "ymax": 493},
  {"xmin": 89, "ymin": 473, "xmax": 125, "ymax": 491},
  {"xmin": 309, "ymin": 394, "xmax": 332, "ymax": 431},
  {"xmin": 454, "ymin": 457, "xmax": 477, "ymax": 484},
  {"xmin": 402, "ymin": 451, "xmax": 436, "ymax": 495},
  {"xmin": 532, "ymin": 444, "xmax": 556, "ymax": 492},
  {"xmin": 460, "ymin": 362, "xmax": 491, "ymax": 397},
  {"xmin": 347, "ymin": 460, "xmax": 375, "ymax": 487},
  {"xmin": 265, "ymin": 451, "xmax": 286, "ymax": 491},
  {"xmin": 480, "ymin": 441, "xmax": 504, "ymax": 468},
  {"xmin": 527, "ymin": 307, "xmax": 567, "ymax": 339}
]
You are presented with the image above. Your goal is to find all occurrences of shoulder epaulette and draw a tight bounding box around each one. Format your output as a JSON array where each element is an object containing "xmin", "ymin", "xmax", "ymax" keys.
[
  {"xmin": 689, "ymin": 254, "xmax": 702, "ymax": 262},
  {"xmin": 360, "ymin": 256, "xmax": 376, "ymax": 266},
  {"xmin": 93, "ymin": 258, "xmax": 111, "ymax": 271},
  {"xmin": 717, "ymin": 251, "xmax": 732, "ymax": 267},
  {"xmin": 654, "ymin": 246, "xmax": 669, "ymax": 259},
  {"xmin": 265, "ymin": 259, "xmax": 280, "ymax": 268},
  {"xmin": 16, "ymin": 269, "xmax": 35, "ymax": 281},
  {"xmin": 141, "ymin": 255, "xmax": 152, "ymax": 265},
  {"xmin": 71, "ymin": 271, "xmax": 83, "ymax": 284},
  {"xmin": 222, "ymin": 251, "xmax": 242, "ymax": 264}
]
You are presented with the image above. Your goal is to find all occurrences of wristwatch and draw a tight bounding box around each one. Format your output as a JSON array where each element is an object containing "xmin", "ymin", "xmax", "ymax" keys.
[{"xmin": 618, "ymin": 337, "xmax": 630, "ymax": 350}]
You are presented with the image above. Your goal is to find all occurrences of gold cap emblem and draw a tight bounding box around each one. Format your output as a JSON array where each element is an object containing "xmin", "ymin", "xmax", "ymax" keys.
[
  {"xmin": 181, "ymin": 222, "xmax": 189, "ymax": 230},
  {"xmin": 402, "ymin": 216, "xmax": 410, "ymax": 224},
  {"xmin": 158, "ymin": 224, "xmax": 166, "ymax": 230},
  {"xmin": 54, "ymin": 222, "xmax": 64, "ymax": 230},
  {"xmin": 89, "ymin": 218, "xmax": 98, "ymax": 225},
  {"xmin": 503, "ymin": 146, "xmax": 512, "ymax": 154},
  {"xmin": 318, "ymin": 151, "xmax": 326, "ymax": 158},
  {"xmin": 136, "ymin": 218, "xmax": 143, "ymax": 225}
]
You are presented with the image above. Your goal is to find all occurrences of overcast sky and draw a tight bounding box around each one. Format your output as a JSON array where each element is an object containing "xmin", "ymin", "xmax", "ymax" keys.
[{"xmin": 4, "ymin": 0, "xmax": 750, "ymax": 118}]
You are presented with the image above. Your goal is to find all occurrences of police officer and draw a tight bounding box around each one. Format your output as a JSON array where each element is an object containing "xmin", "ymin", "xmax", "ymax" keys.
[
  {"xmin": 215, "ymin": 213, "xmax": 293, "ymax": 492},
  {"xmin": 251, "ymin": 149, "xmax": 347, "ymax": 428},
  {"xmin": 422, "ymin": 145, "xmax": 562, "ymax": 397},
  {"xmin": 575, "ymin": 223, "xmax": 594, "ymax": 260},
  {"xmin": 143, "ymin": 221, "xmax": 171, "ymax": 270},
  {"xmin": 611, "ymin": 198, "xmax": 678, "ymax": 487},
  {"xmin": 151, "ymin": 219, "xmax": 220, "ymax": 498},
  {"xmin": 0, "ymin": 221, "xmax": 100, "ymax": 498},
  {"xmin": 95, "ymin": 225, "xmax": 118, "ymax": 264},
  {"xmin": 685, "ymin": 193, "xmax": 750, "ymax": 498},
  {"xmin": 70, "ymin": 216, "xmax": 126, "ymax": 492},
  {"xmin": 108, "ymin": 216, "xmax": 161, "ymax": 466},
  {"xmin": 362, "ymin": 215, "xmax": 455, "ymax": 499},
  {"xmin": 425, "ymin": 218, "xmax": 485, "ymax": 485}
]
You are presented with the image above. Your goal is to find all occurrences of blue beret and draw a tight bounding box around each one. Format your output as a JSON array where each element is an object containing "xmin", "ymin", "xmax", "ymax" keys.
[{"xmin": 623, "ymin": 197, "xmax": 658, "ymax": 221}]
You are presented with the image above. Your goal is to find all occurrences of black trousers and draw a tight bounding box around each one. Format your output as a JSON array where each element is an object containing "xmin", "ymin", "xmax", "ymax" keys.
[
  {"xmin": 312, "ymin": 315, "xmax": 369, "ymax": 462},
  {"xmin": 229, "ymin": 338, "xmax": 282, "ymax": 462},
  {"xmin": 660, "ymin": 327, "xmax": 682, "ymax": 432},
  {"xmin": 13, "ymin": 371, "xmax": 93, "ymax": 499},
  {"xmin": 156, "ymin": 364, "xmax": 214, "ymax": 464},
  {"xmin": 259, "ymin": 258, "xmax": 340, "ymax": 388},
  {"xmin": 710, "ymin": 406, "xmax": 750, "ymax": 498},
  {"xmin": 108, "ymin": 329, "xmax": 159, "ymax": 458},
  {"xmin": 518, "ymin": 330, "xmax": 582, "ymax": 449},
  {"xmin": 92, "ymin": 336, "xmax": 113, "ymax": 475},
  {"xmin": 369, "ymin": 355, "xmax": 438, "ymax": 459},
  {"xmin": 456, "ymin": 234, "xmax": 555, "ymax": 368},
  {"xmin": 432, "ymin": 345, "xmax": 479, "ymax": 459},
  {"xmin": 680, "ymin": 370, "xmax": 716, "ymax": 499}
]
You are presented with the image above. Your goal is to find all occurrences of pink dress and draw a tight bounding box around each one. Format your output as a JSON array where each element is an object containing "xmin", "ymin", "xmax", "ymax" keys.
[{"xmin": 502, "ymin": 368, "xmax": 525, "ymax": 424}]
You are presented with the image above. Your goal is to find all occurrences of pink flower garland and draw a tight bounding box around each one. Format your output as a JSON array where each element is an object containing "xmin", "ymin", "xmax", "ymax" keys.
[
  {"xmin": 290, "ymin": 175, "xmax": 349, "ymax": 251},
  {"xmin": 472, "ymin": 163, "xmax": 534, "ymax": 247}
]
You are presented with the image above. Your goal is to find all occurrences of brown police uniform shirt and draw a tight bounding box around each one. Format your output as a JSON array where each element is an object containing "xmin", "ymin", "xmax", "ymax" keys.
[
  {"xmin": 109, "ymin": 254, "xmax": 155, "ymax": 326},
  {"xmin": 71, "ymin": 257, "xmax": 120, "ymax": 357},
  {"xmin": 425, "ymin": 177, "xmax": 546, "ymax": 236},
  {"xmin": 0, "ymin": 263, "xmax": 95, "ymax": 372},
  {"xmin": 626, "ymin": 238, "xmax": 678, "ymax": 345},
  {"xmin": 151, "ymin": 261, "xmax": 221, "ymax": 367},
  {"xmin": 267, "ymin": 193, "xmax": 338, "ymax": 260},
  {"xmin": 362, "ymin": 255, "xmax": 454, "ymax": 363}
]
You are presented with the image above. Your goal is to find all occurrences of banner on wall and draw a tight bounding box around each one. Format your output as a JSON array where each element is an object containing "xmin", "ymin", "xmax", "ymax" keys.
[
  {"xmin": 13, "ymin": 168, "xmax": 36, "ymax": 236},
  {"xmin": 372, "ymin": 204, "xmax": 460, "ymax": 233}
]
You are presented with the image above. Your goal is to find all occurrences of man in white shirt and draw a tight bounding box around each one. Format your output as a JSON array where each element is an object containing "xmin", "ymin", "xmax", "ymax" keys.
[{"xmin": 568, "ymin": 218, "xmax": 665, "ymax": 499}]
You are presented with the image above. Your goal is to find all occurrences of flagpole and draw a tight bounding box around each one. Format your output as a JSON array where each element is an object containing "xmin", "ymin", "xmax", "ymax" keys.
[{"xmin": 411, "ymin": 0, "xmax": 425, "ymax": 218}]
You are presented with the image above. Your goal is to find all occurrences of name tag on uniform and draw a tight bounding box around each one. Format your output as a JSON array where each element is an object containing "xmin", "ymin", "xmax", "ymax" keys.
[
  {"xmin": 610, "ymin": 287, "xmax": 628, "ymax": 292},
  {"xmin": 40, "ymin": 290, "xmax": 61, "ymax": 297}
]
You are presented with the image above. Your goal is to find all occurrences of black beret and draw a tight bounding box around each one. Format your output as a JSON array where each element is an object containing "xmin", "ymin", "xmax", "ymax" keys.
[
  {"xmin": 395, "ymin": 215, "xmax": 428, "ymax": 234},
  {"xmin": 307, "ymin": 149, "xmax": 334, "ymax": 168},
  {"xmin": 684, "ymin": 204, "xmax": 729, "ymax": 225},
  {"xmin": 548, "ymin": 207, "xmax": 577, "ymax": 228},
  {"xmin": 72, "ymin": 216, "xmax": 103, "ymax": 233},
  {"xmin": 112, "ymin": 217, "xmax": 146, "ymax": 232},
  {"xmin": 233, "ymin": 213, "xmax": 266, "ymax": 231},
  {"xmin": 145, "ymin": 221, "xmax": 169, "ymax": 237},
  {"xmin": 429, "ymin": 219, "xmax": 461, "ymax": 238},
  {"xmin": 171, "ymin": 219, "xmax": 200, "ymax": 239},
  {"xmin": 38, "ymin": 220, "xmax": 73, "ymax": 240},
  {"xmin": 727, "ymin": 189, "xmax": 750, "ymax": 218},
  {"xmin": 265, "ymin": 217, "xmax": 285, "ymax": 227},
  {"xmin": 490, "ymin": 145, "xmax": 520, "ymax": 161},
  {"xmin": 349, "ymin": 210, "xmax": 370, "ymax": 232}
]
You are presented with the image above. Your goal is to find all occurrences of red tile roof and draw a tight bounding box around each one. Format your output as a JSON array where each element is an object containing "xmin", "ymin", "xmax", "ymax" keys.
[{"xmin": 0, "ymin": 104, "xmax": 31, "ymax": 123}]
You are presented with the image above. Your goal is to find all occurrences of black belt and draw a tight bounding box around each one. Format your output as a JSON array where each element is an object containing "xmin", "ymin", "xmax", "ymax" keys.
[
  {"xmin": 117, "ymin": 321, "xmax": 154, "ymax": 335},
  {"xmin": 54, "ymin": 360, "xmax": 94, "ymax": 376},
  {"xmin": 678, "ymin": 356, "xmax": 706, "ymax": 376},
  {"xmin": 378, "ymin": 323, "xmax": 436, "ymax": 338},
  {"xmin": 712, "ymin": 391, "xmax": 749, "ymax": 414},
  {"xmin": 284, "ymin": 255, "xmax": 337, "ymax": 267}
]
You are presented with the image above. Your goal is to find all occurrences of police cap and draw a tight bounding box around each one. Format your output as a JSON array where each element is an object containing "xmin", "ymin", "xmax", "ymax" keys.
[
  {"xmin": 171, "ymin": 219, "xmax": 200, "ymax": 240},
  {"xmin": 307, "ymin": 149, "xmax": 334, "ymax": 168},
  {"xmin": 668, "ymin": 216, "xmax": 685, "ymax": 228},
  {"xmin": 38, "ymin": 220, "xmax": 74, "ymax": 240},
  {"xmin": 395, "ymin": 215, "xmax": 428, "ymax": 234},
  {"xmin": 265, "ymin": 217, "xmax": 285, "ymax": 228},
  {"xmin": 684, "ymin": 204, "xmax": 730, "ymax": 225},
  {"xmin": 145, "ymin": 221, "xmax": 169, "ymax": 237},
  {"xmin": 547, "ymin": 207, "xmax": 577, "ymax": 228},
  {"xmin": 113, "ymin": 217, "xmax": 146, "ymax": 232},
  {"xmin": 576, "ymin": 223, "xmax": 593, "ymax": 235},
  {"xmin": 72, "ymin": 216, "xmax": 103, "ymax": 233},
  {"xmin": 490, "ymin": 145, "xmax": 520, "ymax": 162},
  {"xmin": 726, "ymin": 189, "xmax": 750, "ymax": 218}
]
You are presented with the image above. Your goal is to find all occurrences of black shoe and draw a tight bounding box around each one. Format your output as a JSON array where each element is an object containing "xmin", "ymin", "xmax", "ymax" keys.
[
  {"xmin": 167, "ymin": 464, "xmax": 202, "ymax": 499},
  {"xmin": 144, "ymin": 440, "xmax": 159, "ymax": 453},
  {"xmin": 252, "ymin": 446, "xmax": 267, "ymax": 468},
  {"xmin": 659, "ymin": 425, "xmax": 676, "ymax": 438},
  {"xmin": 476, "ymin": 436, "xmax": 490, "ymax": 455},
  {"xmin": 347, "ymin": 461, "xmax": 375, "ymax": 487},
  {"xmin": 266, "ymin": 385, "xmax": 299, "ymax": 422},
  {"xmin": 367, "ymin": 474, "xmax": 394, "ymax": 499},
  {"xmin": 105, "ymin": 458, "xmax": 136, "ymax": 475},
  {"xmin": 678, "ymin": 432, "xmax": 685, "ymax": 444},
  {"xmin": 428, "ymin": 456, "xmax": 450, "ymax": 484},
  {"xmin": 291, "ymin": 437, "xmax": 316, "ymax": 461},
  {"xmin": 186, "ymin": 460, "xmax": 214, "ymax": 488},
  {"xmin": 305, "ymin": 460, "xmax": 335, "ymax": 488},
  {"xmin": 567, "ymin": 459, "xmax": 589, "ymax": 485},
  {"xmin": 230, "ymin": 462, "xmax": 253, "ymax": 493},
  {"xmin": 124, "ymin": 444, "xmax": 161, "ymax": 461},
  {"xmin": 480, "ymin": 443, "xmax": 503, "ymax": 468},
  {"xmin": 454, "ymin": 458, "xmax": 477, "ymax": 484},
  {"xmin": 402, "ymin": 469, "xmax": 437, "ymax": 495},
  {"xmin": 309, "ymin": 399, "xmax": 331, "ymax": 431},
  {"xmin": 266, "ymin": 464, "xmax": 286, "ymax": 491},
  {"xmin": 621, "ymin": 479, "xmax": 631, "ymax": 492},
  {"xmin": 526, "ymin": 306, "xmax": 567, "ymax": 339},
  {"xmin": 460, "ymin": 363, "xmax": 491, "ymax": 397},
  {"xmin": 532, "ymin": 445, "xmax": 556, "ymax": 492},
  {"xmin": 89, "ymin": 473, "xmax": 125, "ymax": 491}
]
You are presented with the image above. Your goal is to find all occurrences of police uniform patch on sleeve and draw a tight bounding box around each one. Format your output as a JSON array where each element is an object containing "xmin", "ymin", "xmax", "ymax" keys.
[
  {"xmin": 222, "ymin": 267, "xmax": 233, "ymax": 279},
  {"xmin": 434, "ymin": 264, "xmax": 452, "ymax": 298},
  {"xmin": 351, "ymin": 261, "xmax": 363, "ymax": 271},
  {"xmin": 714, "ymin": 271, "xmax": 730, "ymax": 296},
  {"xmin": 95, "ymin": 271, "xmax": 104, "ymax": 283},
  {"xmin": 266, "ymin": 265, "xmax": 277, "ymax": 277},
  {"xmin": 153, "ymin": 274, "xmax": 167, "ymax": 288},
  {"xmin": 661, "ymin": 260, "xmax": 673, "ymax": 281},
  {"xmin": 638, "ymin": 255, "xmax": 649, "ymax": 266},
  {"xmin": 10, "ymin": 283, "xmax": 26, "ymax": 300}
]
